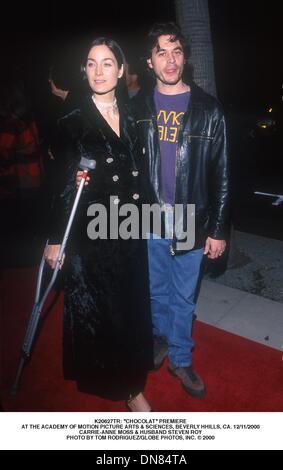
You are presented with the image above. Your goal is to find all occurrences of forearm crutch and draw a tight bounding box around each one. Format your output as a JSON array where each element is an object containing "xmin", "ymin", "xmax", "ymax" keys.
[{"xmin": 10, "ymin": 156, "xmax": 96, "ymax": 395}]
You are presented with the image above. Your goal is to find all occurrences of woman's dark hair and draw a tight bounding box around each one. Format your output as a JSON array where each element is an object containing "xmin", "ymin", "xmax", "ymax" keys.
[
  {"xmin": 82, "ymin": 37, "xmax": 128, "ymax": 101},
  {"xmin": 145, "ymin": 22, "xmax": 189, "ymax": 59}
]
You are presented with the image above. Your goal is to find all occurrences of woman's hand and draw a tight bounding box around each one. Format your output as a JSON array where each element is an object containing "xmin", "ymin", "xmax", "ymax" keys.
[
  {"xmin": 49, "ymin": 79, "xmax": 69, "ymax": 101},
  {"xmin": 44, "ymin": 245, "xmax": 65, "ymax": 270},
  {"xmin": 76, "ymin": 170, "xmax": 90, "ymax": 188}
]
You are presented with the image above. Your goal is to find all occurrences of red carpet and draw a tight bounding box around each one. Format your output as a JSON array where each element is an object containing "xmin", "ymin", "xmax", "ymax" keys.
[{"xmin": 1, "ymin": 267, "xmax": 283, "ymax": 411}]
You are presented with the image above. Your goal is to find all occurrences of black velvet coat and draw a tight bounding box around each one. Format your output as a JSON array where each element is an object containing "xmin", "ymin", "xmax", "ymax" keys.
[{"xmin": 50, "ymin": 95, "xmax": 153, "ymax": 400}]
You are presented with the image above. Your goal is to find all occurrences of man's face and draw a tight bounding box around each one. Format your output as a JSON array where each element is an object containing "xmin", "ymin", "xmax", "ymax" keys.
[{"xmin": 147, "ymin": 35, "xmax": 185, "ymax": 86}]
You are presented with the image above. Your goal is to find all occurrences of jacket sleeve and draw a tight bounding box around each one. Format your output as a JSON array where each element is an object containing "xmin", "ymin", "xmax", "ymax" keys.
[
  {"xmin": 47, "ymin": 121, "xmax": 79, "ymax": 244},
  {"xmin": 208, "ymin": 110, "xmax": 230, "ymax": 240}
]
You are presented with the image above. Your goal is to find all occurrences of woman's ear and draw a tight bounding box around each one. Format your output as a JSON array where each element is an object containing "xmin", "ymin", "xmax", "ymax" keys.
[
  {"xmin": 80, "ymin": 64, "xmax": 87, "ymax": 80},
  {"xmin": 118, "ymin": 64, "xmax": 124, "ymax": 79}
]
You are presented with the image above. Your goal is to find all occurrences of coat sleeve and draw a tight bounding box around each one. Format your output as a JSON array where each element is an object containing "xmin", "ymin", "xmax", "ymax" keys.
[
  {"xmin": 47, "ymin": 120, "xmax": 79, "ymax": 244},
  {"xmin": 208, "ymin": 109, "xmax": 230, "ymax": 240}
]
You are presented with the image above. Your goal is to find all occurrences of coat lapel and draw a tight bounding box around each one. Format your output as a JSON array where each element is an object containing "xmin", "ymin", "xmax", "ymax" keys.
[{"xmin": 81, "ymin": 95, "xmax": 137, "ymax": 153}]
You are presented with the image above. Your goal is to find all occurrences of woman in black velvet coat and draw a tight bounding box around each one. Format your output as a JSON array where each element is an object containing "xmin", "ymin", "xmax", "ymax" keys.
[{"xmin": 44, "ymin": 38, "xmax": 153, "ymax": 411}]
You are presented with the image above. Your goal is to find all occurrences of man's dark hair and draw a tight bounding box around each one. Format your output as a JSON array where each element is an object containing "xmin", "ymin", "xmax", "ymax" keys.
[{"xmin": 145, "ymin": 22, "xmax": 188, "ymax": 59}]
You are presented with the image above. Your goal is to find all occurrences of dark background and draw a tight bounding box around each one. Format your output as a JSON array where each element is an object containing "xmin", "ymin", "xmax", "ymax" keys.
[{"xmin": 1, "ymin": 0, "xmax": 281, "ymax": 107}]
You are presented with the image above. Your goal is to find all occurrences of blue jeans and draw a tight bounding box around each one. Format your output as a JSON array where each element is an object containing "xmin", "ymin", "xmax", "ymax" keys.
[{"xmin": 147, "ymin": 236, "xmax": 204, "ymax": 367}]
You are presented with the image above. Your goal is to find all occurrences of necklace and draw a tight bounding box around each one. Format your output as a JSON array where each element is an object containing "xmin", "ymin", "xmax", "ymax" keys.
[{"xmin": 92, "ymin": 96, "xmax": 117, "ymax": 111}]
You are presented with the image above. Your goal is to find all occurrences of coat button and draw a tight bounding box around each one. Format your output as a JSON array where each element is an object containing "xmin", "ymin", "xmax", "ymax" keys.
[
  {"xmin": 106, "ymin": 157, "xmax": 114, "ymax": 163},
  {"xmin": 132, "ymin": 170, "xmax": 139, "ymax": 177},
  {"xmin": 112, "ymin": 175, "xmax": 119, "ymax": 182},
  {"xmin": 132, "ymin": 193, "xmax": 139, "ymax": 200},
  {"xmin": 142, "ymin": 147, "xmax": 146, "ymax": 155},
  {"xmin": 113, "ymin": 197, "xmax": 120, "ymax": 205}
]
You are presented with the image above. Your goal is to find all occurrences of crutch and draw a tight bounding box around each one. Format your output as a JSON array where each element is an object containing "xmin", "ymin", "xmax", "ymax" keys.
[{"xmin": 10, "ymin": 155, "xmax": 96, "ymax": 395}]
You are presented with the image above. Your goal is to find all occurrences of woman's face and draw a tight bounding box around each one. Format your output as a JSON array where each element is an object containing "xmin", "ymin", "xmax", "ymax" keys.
[{"xmin": 85, "ymin": 45, "xmax": 123, "ymax": 96}]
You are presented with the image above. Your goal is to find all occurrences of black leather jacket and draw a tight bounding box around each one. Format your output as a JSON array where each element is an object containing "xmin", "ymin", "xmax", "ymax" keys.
[{"xmin": 131, "ymin": 82, "xmax": 230, "ymax": 251}]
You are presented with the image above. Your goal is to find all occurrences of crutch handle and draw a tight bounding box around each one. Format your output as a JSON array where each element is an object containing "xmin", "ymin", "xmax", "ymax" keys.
[{"xmin": 79, "ymin": 157, "xmax": 96, "ymax": 171}]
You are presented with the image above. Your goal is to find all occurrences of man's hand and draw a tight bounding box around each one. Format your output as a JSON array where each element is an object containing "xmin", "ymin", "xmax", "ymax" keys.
[
  {"xmin": 76, "ymin": 170, "xmax": 90, "ymax": 188},
  {"xmin": 204, "ymin": 237, "xmax": 226, "ymax": 259},
  {"xmin": 44, "ymin": 245, "xmax": 65, "ymax": 270}
]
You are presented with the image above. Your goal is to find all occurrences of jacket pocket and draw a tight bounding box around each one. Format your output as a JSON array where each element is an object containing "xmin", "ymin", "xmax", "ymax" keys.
[{"xmin": 186, "ymin": 134, "xmax": 214, "ymax": 142}]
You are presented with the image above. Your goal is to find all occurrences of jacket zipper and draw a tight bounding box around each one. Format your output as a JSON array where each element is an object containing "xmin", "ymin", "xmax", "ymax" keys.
[{"xmin": 171, "ymin": 125, "xmax": 183, "ymax": 256}]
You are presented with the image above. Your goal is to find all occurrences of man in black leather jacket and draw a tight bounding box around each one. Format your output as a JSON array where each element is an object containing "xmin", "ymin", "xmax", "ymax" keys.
[{"xmin": 131, "ymin": 22, "xmax": 230, "ymax": 399}]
